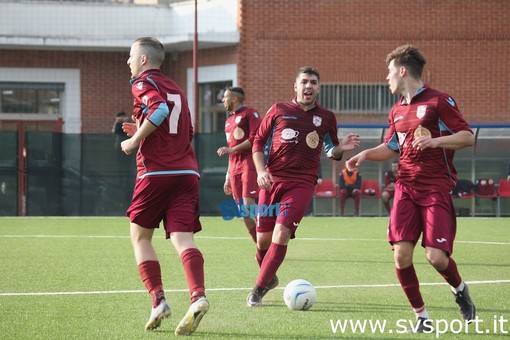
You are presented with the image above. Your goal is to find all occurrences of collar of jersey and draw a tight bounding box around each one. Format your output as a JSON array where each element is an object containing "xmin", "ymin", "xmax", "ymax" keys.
[{"xmin": 400, "ymin": 85, "xmax": 428, "ymax": 105}]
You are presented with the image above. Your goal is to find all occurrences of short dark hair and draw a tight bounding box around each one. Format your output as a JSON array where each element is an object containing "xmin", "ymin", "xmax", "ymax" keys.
[
  {"xmin": 134, "ymin": 37, "xmax": 165, "ymax": 67},
  {"xmin": 386, "ymin": 44, "xmax": 426, "ymax": 79},
  {"xmin": 227, "ymin": 86, "xmax": 245, "ymax": 101},
  {"xmin": 296, "ymin": 66, "xmax": 320, "ymax": 82},
  {"xmin": 116, "ymin": 111, "xmax": 126, "ymax": 117},
  {"xmin": 227, "ymin": 87, "xmax": 245, "ymax": 97}
]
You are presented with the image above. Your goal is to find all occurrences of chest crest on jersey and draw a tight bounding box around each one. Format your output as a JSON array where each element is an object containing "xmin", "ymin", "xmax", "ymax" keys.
[
  {"xmin": 312, "ymin": 115, "xmax": 322, "ymax": 127},
  {"xmin": 416, "ymin": 105, "xmax": 427, "ymax": 119}
]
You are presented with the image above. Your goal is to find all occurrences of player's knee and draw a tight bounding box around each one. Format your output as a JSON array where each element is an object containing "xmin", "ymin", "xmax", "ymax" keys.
[{"xmin": 426, "ymin": 252, "xmax": 448, "ymax": 270}]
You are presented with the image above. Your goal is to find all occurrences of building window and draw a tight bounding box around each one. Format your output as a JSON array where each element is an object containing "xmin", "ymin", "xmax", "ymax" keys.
[
  {"xmin": 199, "ymin": 81, "xmax": 232, "ymax": 133},
  {"xmin": 0, "ymin": 82, "xmax": 64, "ymax": 115},
  {"xmin": 318, "ymin": 83, "xmax": 399, "ymax": 114}
]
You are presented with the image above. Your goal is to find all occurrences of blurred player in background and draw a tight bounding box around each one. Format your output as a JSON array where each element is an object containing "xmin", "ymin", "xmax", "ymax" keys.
[
  {"xmin": 381, "ymin": 161, "xmax": 398, "ymax": 213},
  {"xmin": 346, "ymin": 44, "xmax": 475, "ymax": 332},
  {"xmin": 121, "ymin": 36, "xmax": 208, "ymax": 336},
  {"xmin": 217, "ymin": 87, "xmax": 261, "ymax": 243},
  {"xmin": 247, "ymin": 66, "xmax": 360, "ymax": 307},
  {"xmin": 338, "ymin": 166, "xmax": 362, "ymax": 216}
]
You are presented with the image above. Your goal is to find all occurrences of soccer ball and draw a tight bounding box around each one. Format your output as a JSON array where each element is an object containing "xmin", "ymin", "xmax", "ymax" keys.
[{"xmin": 283, "ymin": 279, "xmax": 316, "ymax": 310}]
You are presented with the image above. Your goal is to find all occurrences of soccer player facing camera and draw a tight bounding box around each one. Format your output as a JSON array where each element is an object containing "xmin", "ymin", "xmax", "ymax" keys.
[
  {"xmin": 247, "ymin": 66, "xmax": 360, "ymax": 307},
  {"xmin": 346, "ymin": 44, "xmax": 475, "ymax": 333},
  {"xmin": 217, "ymin": 87, "xmax": 261, "ymax": 243}
]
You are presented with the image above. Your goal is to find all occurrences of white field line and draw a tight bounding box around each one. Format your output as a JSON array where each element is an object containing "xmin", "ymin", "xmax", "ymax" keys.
[
  {"xmin": 1, "ymin": 280, "xmax": 509, "ymax": 297},
  {"xmin": 0, "ymin": 234, "xmax": 509, "ymax": 245}
]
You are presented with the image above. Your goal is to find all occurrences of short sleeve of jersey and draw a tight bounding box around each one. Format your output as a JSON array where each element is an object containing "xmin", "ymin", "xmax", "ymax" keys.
[
  {"xmin": 436, "ymin": 94, "xmax": 472, "ymax": 134},
  {"xmin": 247, "ymin": 110, "xmax": 262, "ymax": 144},
  {"xmin": 253, "ymin": 105, "xmax": 276, "ymax": 153}
]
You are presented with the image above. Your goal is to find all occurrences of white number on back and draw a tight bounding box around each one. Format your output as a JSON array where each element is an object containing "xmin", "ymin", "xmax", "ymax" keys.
[{"xmin": 166, "ymin": 93, "xmax": 182, "ymax": 134}]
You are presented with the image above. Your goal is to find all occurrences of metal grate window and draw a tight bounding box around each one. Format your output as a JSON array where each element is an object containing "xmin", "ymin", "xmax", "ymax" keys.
[
  {"xmin": 318, "ymin": 83, "xmax": 399, "ymax": 114},
  {"xmin": 0, "ymin": 82, "xmax": 64, "ymax": 115}
]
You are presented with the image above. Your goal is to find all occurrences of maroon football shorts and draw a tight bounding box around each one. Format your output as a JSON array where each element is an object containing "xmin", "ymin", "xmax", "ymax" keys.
[
  {"xmin": 257, "ymin": 181, "xmax": 315, "ymax": 238},
  {"xmin": 127, "ymin": 175, "xmax": 202, "ymax": 238},
  {"xmin": 230, "ymin": 170, "xmax": 259, "ymax": 203},
  {"xmin": 388, "ymin": 182, "xmax": 457, "ymax": 255}
]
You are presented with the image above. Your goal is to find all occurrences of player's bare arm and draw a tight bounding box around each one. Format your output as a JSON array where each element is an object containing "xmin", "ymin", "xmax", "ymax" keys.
[
  {"xmin": 330, "ymin": 133, "xmax": 361, "ymax": 159},
  {"xmin": 412, "ymin": 130, "xmax": 474, "ymax": 151},
  {"xmin": 121, "ymin": 119, "xmax": 157, "ymax": 155},
  {"xmin": 217, "ymin": 139, "xmax": 252, "ymax": 157},
  {"xmin": 347, "ymin": 144, "xmax": 398, "ymax": 171},
  {"xmin": 253, "ymin": 151, "xmax": 272, "ymax": 190}
]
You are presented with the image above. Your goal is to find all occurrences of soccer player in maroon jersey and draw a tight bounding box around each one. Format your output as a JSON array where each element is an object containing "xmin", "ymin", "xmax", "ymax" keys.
[
  {"xmin": 346, "ymin": 44, "xmax": 476, "ymax": 332},
  {"xmin": 217, "ymin": 87, "xmax": 261, "ymax": 243},
  {"xmin": 121, "ymin": 37, "xmax": 208, "ymax": 336},
  {"xmin": 381, "ymin": 162, "xmax": 398, "ymax": 213},
  {"xmin": 246, "ymin": 66, "xmax": 360, "ymax": 307}
]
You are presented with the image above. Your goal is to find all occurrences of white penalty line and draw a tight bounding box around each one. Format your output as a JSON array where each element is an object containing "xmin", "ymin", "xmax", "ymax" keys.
[
  {"xmin": 1, "ymin": 279, "xmax": 509, "ymax": 297},
  {"xmin": 0, "ymin": 234, "xmax": 509, "ymax": 245}
]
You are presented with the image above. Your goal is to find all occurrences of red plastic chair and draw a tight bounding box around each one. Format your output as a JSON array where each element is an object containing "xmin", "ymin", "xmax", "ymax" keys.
[
  {"xmin": 313, "ymin": 179, "xmax": 337, "ymax": 216},
  {"xmin": 359, "ymin": 180, "xmax": 382, "ymax": 216},
  {"xmin": 497, "ymin": 179, "xmax": 510, "ymax": 217},
  {"xmin": 360, "ymin": 180, "xmax": 381, "ymax": 198}
]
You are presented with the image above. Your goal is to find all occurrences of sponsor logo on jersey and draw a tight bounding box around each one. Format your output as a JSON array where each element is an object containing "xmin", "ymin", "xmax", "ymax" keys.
[
  {"xmin": 416, "ymin": 105, "xmax": 427, "ymax": 119},
  {"xmin": 235, "ymin": 116, "xmax": 242, "ymax": 124},
  {"xmin": 282, "ymin": 115, "xmax": 298, "ymax": 120},
  {"xmin": 280, "ymin": 128, "xmax": 299, "ymax": 143},
  {"xmin": 394, "ymin": 115, "xmax": 404, "ymax": 122},
  {"xmin": 253, "ymin": 112, "xmax": 259, "ymax": 118},
  {"xmin": 312, "ymin": 115, "xmax": 322, "ymax": 127}
]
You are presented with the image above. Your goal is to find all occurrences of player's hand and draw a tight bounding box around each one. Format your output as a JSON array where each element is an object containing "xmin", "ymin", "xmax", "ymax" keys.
[
  {"xmin": 346, "ymin": 153, "xmax": 365, "ymax": 171},
  {"xmin": 122, "ymin": 123, "xmax": 137, "ymax": 137},
  {"xmin": 257, "ymin": 171, "xmax": 273, "ymax": 190},
  {"xmin": 412, "ymin": 136, "xmax": 437, "ymax": 150},
  {"xmin": 340, "ymin": 133, "xmax": 361, "ymax": 151},
  {"xmin": 120, "ymin": 138, "xmax": 138, "ymax": 155},
  {"xmin": 217, "ymin": 146, "xmax": 234, "ymax": 157},
  {"xmin": 223, "ymin": 179, "xmax": 232, "ymax": 195}
]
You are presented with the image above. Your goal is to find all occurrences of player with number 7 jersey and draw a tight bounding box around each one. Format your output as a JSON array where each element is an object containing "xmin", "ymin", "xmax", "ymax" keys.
[{"xmin": 130, "ymin": 69, "xmax": 199, "ymax": 178}]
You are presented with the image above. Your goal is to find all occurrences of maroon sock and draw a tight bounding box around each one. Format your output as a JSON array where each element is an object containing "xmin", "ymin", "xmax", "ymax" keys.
[
  {"xmin": 437, "ymin": 257, "xmax": 462, "ymax": 288},
  {"xmin": 256, "ymin": 243, "xmax": 287, "ymax": 288},
  {"xmin": 256, "ymin": 248, "xmax": 268, "ymax": 267},
  {"xmin": 248, "ymin": 227, "xmax": 257, "ymax": 243},
  {"xmin": 180, "ymin": 248, "xmax": 205, "ymax": 302},
  {"xmin": 138, "ymin": 261, "xmax": 165, "ymax": 307},
  {"xmin": 396, "ymin": 265, "xmax": 424, "ymax": 309}
]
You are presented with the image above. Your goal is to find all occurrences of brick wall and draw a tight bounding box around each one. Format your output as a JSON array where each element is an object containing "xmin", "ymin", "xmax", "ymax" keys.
[
  {"xmin": 238, "ymin": 0, "xmax": 510, "ymax": 124},
  {"xmin": 0, "ymin": 47, "xmax": 236, "ymax": 133},
  {"xmin": 1, "ymin": 0, "xmax": 509, "ymax": 133}
]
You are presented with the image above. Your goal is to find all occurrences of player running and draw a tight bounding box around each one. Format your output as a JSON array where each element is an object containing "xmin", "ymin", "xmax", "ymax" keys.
[
  {"xmin": 122, "ymin": 37, "xmax": 208, "ymax": 336},
  {"xmin": 247, "ymin": 66, "xmax": 360, "ymax": 307},
  {"xmin": 346, "ymin": 44, "xmax": 476, "ymax": 333}
]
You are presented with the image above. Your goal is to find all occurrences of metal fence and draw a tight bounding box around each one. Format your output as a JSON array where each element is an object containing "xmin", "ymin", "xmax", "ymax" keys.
[{"xmin": 1, "ymin": 125, "xmax": 509, "ymax": 217}]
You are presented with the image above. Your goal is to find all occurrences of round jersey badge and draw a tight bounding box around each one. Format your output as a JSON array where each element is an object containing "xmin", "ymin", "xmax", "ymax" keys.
[
  {"xmin": 306, "ymin": 131, "xmax": 319, "ymax": 149},
  {"xmin": 233, "ymin": 127, "xmax": 245, "ymax": 140},
  {"xmin": 413, "ymin": 125, "xmax": 431, "ymax": 139}
]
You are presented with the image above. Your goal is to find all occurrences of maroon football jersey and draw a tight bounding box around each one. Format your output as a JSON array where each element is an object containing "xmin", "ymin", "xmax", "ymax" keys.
[
  {"xmin": 224, "ymin": 105, "xmax": 261, "ymax": 175},
  {"xmin": 253, "ymin": 99, "xmax": 339, "ymax": 184},
  {"xmin": 384, "ymin": 86, "xmax": 472, "ymax": 192},
  {"xmin": 131, "ymin": 69, "xmax": 199, "ymax": 177}
]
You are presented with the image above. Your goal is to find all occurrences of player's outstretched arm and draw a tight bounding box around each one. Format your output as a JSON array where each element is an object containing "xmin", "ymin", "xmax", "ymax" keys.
[
  {"xmin": 330, "ymin": 133, "xmax": 360, "ymax": 160},
  {"xmin": 347, "ymin": 144, "xmax": 398, "ymax": 171}
]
